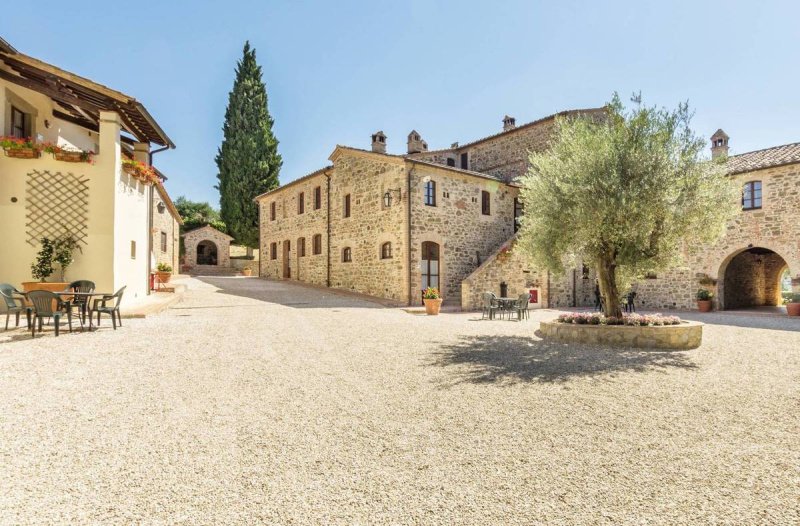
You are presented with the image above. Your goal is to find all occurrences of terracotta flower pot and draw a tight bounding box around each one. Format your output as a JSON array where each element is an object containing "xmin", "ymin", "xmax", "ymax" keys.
[
  {"xmin": 697, "ymin": 300, "xmax": 712, "ymax": 312},
  {"xmin": 423, "ymin": 298, "xmax": 443, "ymax": 315},
  {"xmin": 786, "ymin": 302, "xmax": 800, "ymax": 317},
  {"xmin": 155, "ymin": 271, "xmax": 172, "ymax": 284},
  {"xmin": 4, "ymin": 147, "xmax": 40, "ymax": 159},
  {"xmin": 21, "ymin": 281, "xmax": 70, "ymax": 307},
  {"xmin": 242, "ymin": 268, "xmax": 253, "ymax": 277}
]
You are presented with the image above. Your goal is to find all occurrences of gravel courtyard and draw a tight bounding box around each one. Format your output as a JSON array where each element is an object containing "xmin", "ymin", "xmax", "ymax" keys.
[{"xmin": 0, "ymin": 277, "xmax": 798, "ymax": 524}]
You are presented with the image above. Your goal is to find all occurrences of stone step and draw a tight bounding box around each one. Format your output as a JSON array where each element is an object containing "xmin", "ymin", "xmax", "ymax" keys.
[{"xmin": 185, "ymin": 265, "xmax": 242, "ymax": 276}]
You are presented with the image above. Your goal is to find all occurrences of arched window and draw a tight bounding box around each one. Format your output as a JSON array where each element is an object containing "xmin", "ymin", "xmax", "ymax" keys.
[
  {"xmin": 342, "ymin": 247, "xmax": 352, "ymax": 263},
  {"xmin": 381, "ymin": 242, "xmax": 393, "ymax": 259},
  {"xmin": 742, "ymin": 181, "xmax": 762, "ymax": 210}
]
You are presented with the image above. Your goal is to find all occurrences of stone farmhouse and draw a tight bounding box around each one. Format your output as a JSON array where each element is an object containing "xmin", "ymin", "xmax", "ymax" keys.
[
  {"xmin": 257, "ymin": 108, "xmax": 800, "ymax": 312},
  {"xmin": 0, "ymin": 36, "xmax": 181, "ymax": 300}
]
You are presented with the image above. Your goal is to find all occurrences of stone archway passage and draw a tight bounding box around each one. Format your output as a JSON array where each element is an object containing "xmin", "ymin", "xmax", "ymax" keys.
[
  {"xmin": 722, "ymin": 247, "xmax": 788, "ymax": 309},
  {"xmin": 197, "ymin": 240, "xmax": 219, "ymax": 266}
]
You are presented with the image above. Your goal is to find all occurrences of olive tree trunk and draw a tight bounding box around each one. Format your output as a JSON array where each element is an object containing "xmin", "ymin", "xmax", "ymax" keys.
[{"xmin": 596, "ymin": 256, "xmax": 623, "ymax": 319}]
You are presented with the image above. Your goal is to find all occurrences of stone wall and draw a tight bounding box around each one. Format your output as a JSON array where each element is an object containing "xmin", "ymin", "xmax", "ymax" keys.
[
  {"xmin": 151, "ymin": 189, "xmax": 180, "ymax": 273},
  {"xmin": 409, "ymin": 164, "xmax": 517, "ymax": 302},
  {"xmin": 327, "ymin": 153, "xmax": 408, "ymax": 301},
  {"xmin": 183, "ymin": 226, "xmax": 231, "ymax": 269},
  {"xmin": 259, "ymin": 169, "xmax": 330, "ymax": 286}
]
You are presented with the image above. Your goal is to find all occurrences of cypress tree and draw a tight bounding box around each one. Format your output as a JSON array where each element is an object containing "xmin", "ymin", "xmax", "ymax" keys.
[{"xmin": 216, "ymin": 41, "xmax": 282, "ymax": 251}]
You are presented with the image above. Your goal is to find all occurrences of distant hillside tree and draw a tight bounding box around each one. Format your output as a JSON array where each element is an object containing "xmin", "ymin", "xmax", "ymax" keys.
[
  {"xmin": 518, "ymin": 94, "xmax": 738, "ymax": 318},
  {"xmin": 216, "ymin": 41, "xmax": 282, "ymax": 253},
  {"xmin": 174, "ymin": 196, "xmax": 226, "ymax": 233}
]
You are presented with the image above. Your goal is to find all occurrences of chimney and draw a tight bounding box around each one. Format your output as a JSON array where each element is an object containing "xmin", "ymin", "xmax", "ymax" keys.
[
  {"xmin": 503, "ymin": 115, "xmax": 516, "ymax": 132},
  {"xmin": 371, "ymin": 130, "xmax": 387, "ymax": 154},
  {"xmin": 711, "ymin": 129, "xmax": 729, "ymax": 159},
  {"xmin": 407, "ymin": 130, "xmax": 428, "ymax": 154}
]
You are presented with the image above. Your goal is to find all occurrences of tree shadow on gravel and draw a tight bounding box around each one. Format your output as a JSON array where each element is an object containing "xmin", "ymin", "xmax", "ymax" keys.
[{"xmin": 429, "ymin": 333, "xmax": 697, "ymax": 385}]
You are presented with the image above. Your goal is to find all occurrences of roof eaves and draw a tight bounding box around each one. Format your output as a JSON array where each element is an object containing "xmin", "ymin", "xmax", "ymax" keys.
[
  {"xmin": 405, "ymin": 158, "xmax": 505, "ymax": 183},
  {"xmin": 253, "ymin": 166, "xmax": 333, "ymax": 202}
]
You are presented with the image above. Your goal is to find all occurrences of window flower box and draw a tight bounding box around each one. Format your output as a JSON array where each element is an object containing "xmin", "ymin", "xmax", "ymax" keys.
[
  {"xmin": 1, "ymin": 136, "xmax": 41, "ymax": 159},
  {"xmin": 121, "ymin": 159, "xmax": 159, "ymax": 185}
]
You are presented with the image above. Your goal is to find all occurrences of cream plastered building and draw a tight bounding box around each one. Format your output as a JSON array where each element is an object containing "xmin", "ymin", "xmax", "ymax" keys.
[
  {"xmin": 0, "ymin": 36, "xmax": 178, "ymax": 301},
  {"xmin": 259, "ymin": 106, "xmax": 800, "ymax": 311}
]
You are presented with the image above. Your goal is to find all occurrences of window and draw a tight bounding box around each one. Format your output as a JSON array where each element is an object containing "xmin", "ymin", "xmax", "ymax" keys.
[
  {"xmin": 270, "ymin": 242, "xmax": 277, "ymax": 260},
  {"xmin": 424, "ymin": 180, "xmax": 436, "ymax": 206},
  {"xmin": 313, "ymin": 234, "xmax": 322, "ymax": 255},
  {"xmin": 270, "ymin": 202, "xmax": 276, "ymax": 221},
  {"xmin": 381, "ymin": 242, "xmax": 393, "ymax": 259},
  {"xmin": 481, "ymin": 190, "xmax": 491, "ymax": 215},
  {"xmin": 460, "ymin": 152, "xmax": 468, "ymax": 170},
  {"xmin": 344, "ymin": 194, "xmax": 351, "ymax": 218},
  {"xmin": 514, "ymin": 197, "xmax": 523, "ymax": 232},
  {"xmin": 342, "ymin": 247, "xmax": 352, "ymax": 263},
  {"xmin": 314, "ymin": 186, "xmax": 322, "ymax": 210},
  {"xmin": 581, "ymin": 264, "xmax": 590, "ymax": 280},
  {"xmin": 298, "ymin": 237, "xmax": 306, "ymax": 257},
  {"xmin": 446, "ymin": 158, "xmax": 455, "ymax": 167},
  {"xmin": 298, "ymin": 192, "xmax": 305, "ymax": 214},
  {"xmin": 742, "ymin": 181, "xmax": 762, "ymax": 210},
  {"xmin": 160, "ymin": 232, "xmax": 167, "ymax": 252},
  {"xmin": 130, "ymin": 241, "xmax": 136, "ymax": 259},
  {"xmin": 10, "ymin": 106, "xmax": 29, "ymax": 138}
]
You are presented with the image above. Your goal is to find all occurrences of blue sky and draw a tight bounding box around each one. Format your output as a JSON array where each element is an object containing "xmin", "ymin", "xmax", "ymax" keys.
[{"xmin": 5, "ymin": 1, "xmax": 799, "ymax": 205}]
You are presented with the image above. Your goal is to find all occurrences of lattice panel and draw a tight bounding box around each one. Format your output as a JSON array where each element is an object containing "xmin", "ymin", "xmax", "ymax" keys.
[{"xmin": 25, "ymin": 170, "xmax": 90, "ymax": 246}]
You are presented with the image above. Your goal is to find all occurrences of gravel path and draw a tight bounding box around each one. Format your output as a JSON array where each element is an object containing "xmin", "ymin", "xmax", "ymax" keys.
[{"xmin": 1, "ymin": 277, "xmax": 798, "ymax": 524}]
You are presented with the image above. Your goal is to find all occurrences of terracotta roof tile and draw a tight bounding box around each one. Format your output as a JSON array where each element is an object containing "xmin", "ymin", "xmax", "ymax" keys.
[{"xmin": 727, "ymin": 142, "xmax": 800, "ymax": 174}]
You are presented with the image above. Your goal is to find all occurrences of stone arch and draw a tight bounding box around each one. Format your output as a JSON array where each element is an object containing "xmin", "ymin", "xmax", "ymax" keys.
[
  {"xmin": 196, "ymin": 240, "xmax": 218, "ymax": 265},
  {"xmin": 716, "ymin": 244, "xmax": 793, "ymax": 310}
]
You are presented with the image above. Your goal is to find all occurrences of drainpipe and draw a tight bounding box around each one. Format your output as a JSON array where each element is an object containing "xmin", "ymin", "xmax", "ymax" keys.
[
  {"xmin": 407, "ymin": 166, "xmax": 414, "ymax": 306},
  {"xmin": 326, "ymin": 173, "xmax": 331, "ymax": 288}
]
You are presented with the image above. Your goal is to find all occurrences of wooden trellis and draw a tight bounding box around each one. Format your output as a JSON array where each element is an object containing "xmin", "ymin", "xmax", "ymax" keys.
[{"xmin": 25, "ymin": 170, "xmax": 89, "ymax": 246}]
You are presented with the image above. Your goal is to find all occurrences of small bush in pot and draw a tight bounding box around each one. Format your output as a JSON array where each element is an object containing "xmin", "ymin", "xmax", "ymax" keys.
[
  {"xmin": 696, "ymin": 289, "xmax": 713, "ymax": 312},
  {"xmin": 785, "ymin": 293, "xmax": 800, "ymax": 317},
  {"xmin": 155, "ymin": 262, "xmax": 173, "ymax": 285},
  {"xmin": 422, "ymin": 287, "xmax": 442, "ymax": 316}
]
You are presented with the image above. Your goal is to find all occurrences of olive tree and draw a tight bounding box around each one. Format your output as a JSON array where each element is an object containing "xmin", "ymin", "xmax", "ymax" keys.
[{"xmin": 518, "ymin": 94, "xmax": 738, "ymax": 318}]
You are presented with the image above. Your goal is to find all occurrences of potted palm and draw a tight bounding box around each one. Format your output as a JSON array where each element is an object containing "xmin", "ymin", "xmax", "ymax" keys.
[
  {"xmin": 422, "ymin": 287, "xmax": 443, "ymax": 316},
  {"xmin": 785, "ymin": 293, "xmax": 800, "ymax": 317},
  {"xmin": 155, "ymin": 263, "xmax": 173, "ymax": 284},
  {"xmin": 696, "ymin": 289, "xmax": 713, "ymax": 312}
]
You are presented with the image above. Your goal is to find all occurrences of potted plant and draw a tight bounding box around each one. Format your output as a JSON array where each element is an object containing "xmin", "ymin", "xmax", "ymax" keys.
[
  {"xmin": 43, "ymin": 143, "xmax": 95, "ymax": 163},
  {"xmin": 155, "ymin": 262, "xmax": 173, "ymax": 284},
  {"xmin": 22, "ymin": 238, "xmax": 70, "ymax": 293},
  {"xmin": 422, "ymin": 287, "xmax": 443, "ymax": 315},
  {"xmin": 785, "ymin": 293, "xmax": 800, "ymax": 317},
  {"xmin": 53, "ymin": 233, "xmax": 80, "ymax": 282},
  {"xmin": 696, "ymin": 289, "xmax": 713, "ymax": 312},
  {"xmin": 242, "ymin": 267, "xmax": 253, "ymax": 277},
  {"xmin": 1, "ymin": 136, "xmax": 41, "ymax": 159}
]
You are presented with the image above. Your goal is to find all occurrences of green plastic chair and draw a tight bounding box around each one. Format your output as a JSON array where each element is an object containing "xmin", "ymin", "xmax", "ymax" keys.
[
  {"xmin": 514, "ymin": 293, "xmax": 531, "ymax": 321},
  {"xmin": 90, "ymin": 286, "xmax": 125, "ymax": 330},
  {"xmin": 0, "ymin": 283, "xmax": 29, "ymax": 330},
  {"xmin": 28, "ymin": 290, "xmax": 72, "ymax": 338},
  {"xmin": 481, "ymin": 292, "xmax": 500, "ymax": 320},
  {"xmin": 65, "ymin": 280, "xmax": 95, "ymax": 324}
]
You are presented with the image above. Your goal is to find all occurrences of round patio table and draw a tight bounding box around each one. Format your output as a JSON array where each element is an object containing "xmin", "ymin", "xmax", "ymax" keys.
[{"xmin": 56, "ymin": 291, "xmax": 113, "ymax": 330}]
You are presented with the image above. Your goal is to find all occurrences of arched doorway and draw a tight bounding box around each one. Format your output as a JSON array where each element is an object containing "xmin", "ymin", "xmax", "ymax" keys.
[
  {"xmin": 421, "ymin": 241, "xmax": 440, "ymax": 301},
  {"xmin": 719, "ymin": 247, "xmax": 788, "ymax": 310},
  {"xmin": 196, "ymin": 240, "xmax": 218, "ymax": 265}
]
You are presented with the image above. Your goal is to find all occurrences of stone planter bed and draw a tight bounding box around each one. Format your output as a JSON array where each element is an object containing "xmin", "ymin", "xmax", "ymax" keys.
[{"xmin": 540, "ymin": 319, "xmax": 703, "ymax": 350}]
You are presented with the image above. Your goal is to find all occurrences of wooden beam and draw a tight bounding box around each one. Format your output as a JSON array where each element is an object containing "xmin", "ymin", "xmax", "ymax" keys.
[{"xmin": 0, "ymin": 68, "xmax": 104, "ymax": 113}]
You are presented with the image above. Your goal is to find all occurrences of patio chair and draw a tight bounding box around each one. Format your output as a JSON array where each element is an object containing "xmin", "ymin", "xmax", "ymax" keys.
[
  {"xmin": 90, "ymin": 286, "xmax": 125, "ymax": 330},
  {"xmin": 65, "ymin": 280, "xmax": 95, "ymax": 324},
  {"xmin": 514, "ymin": 293, "xmax": 531, "ymax": 321},
  {"xmin": 481, "ymin": 292, "xmax": 500, "ymax": 320},
  {"xmin": 625, "ymin": 291, "xmax": 637, "ymax": 313},
  {"xmin": 27, "ymin": 290, "xmax": 72, "ymax": 338},
  {"xmin": 0, "ymin": 283, "xmax": 29, "ymax": 330}
]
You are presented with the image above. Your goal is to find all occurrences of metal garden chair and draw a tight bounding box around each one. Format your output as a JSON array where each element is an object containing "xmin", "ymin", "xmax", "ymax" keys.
[
  {"xmin": 27, "ymin": 290, "xmax": 72, "ymax": 338},
  {"xmin": 514, "ymin": 293, "xmax": 531, "ymax": 321},
  {"xmin": 0, "ymin": 283, "xmax": 29, "ymax": 330},
  {"xmin": 90, "ymin": 286, "xmax": 125, "ymax": 330}
]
